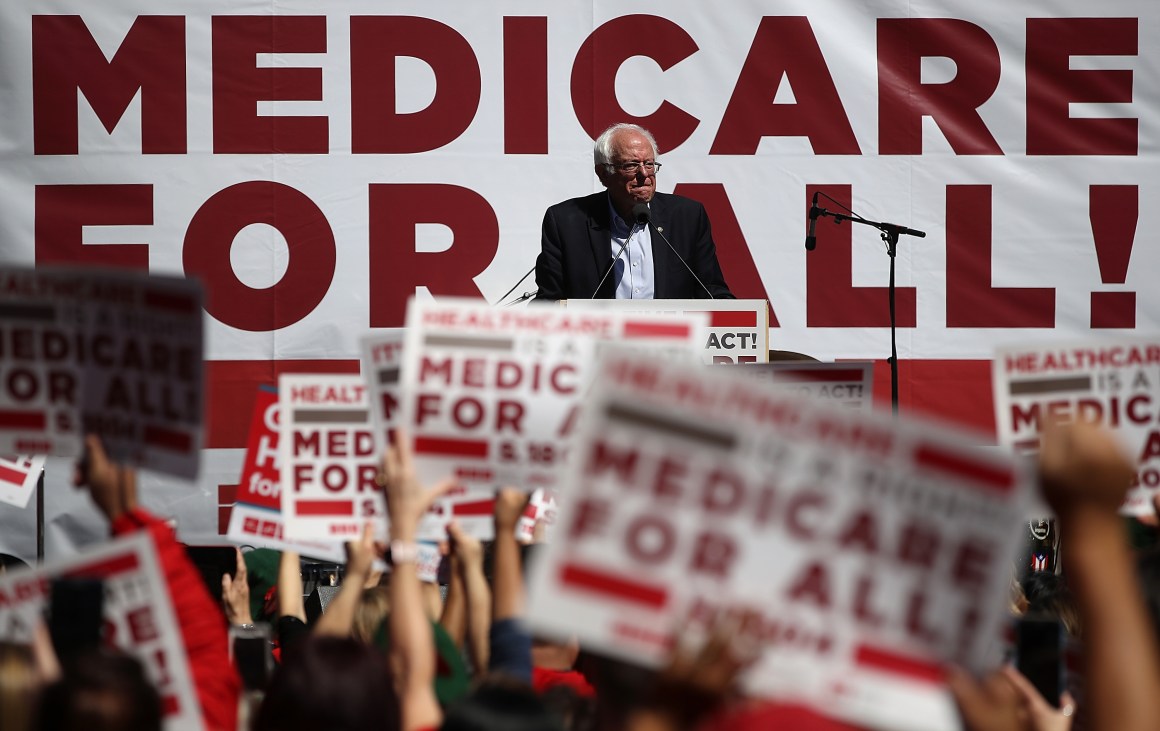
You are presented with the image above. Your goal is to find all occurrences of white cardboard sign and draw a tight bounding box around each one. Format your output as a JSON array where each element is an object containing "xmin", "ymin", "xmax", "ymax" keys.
[
  {"xmin": 0, "ymin": 268, "xmax": 204, "ymax": 479},
  {"xmin": 993, "ymin": 338, "xmax": 1160, "ymax": 515},
  {"xmin": 0, "ymin": 454, "xmax": 45, "ymax": 509},
  {"xmin": 360, "ymin": 330, "xmax": 406, "ymax": 453},
  {"xmin": 0, "ymin": 533, "xmax": 201, "ymax": 730},
  {"xmin": 527, "ymin": 351, "xmax": 1032, "ymax": 731},
  {"xmin": 400, "ymin": 298, "xmax": 705, "ymax": 538},
  {"xmin": 278, "ymin": 374, "xmax": 387, "ymax": 542},
  {"xmin": 226, "ymin": 386, "xmax": 345, "ymax": 562}
]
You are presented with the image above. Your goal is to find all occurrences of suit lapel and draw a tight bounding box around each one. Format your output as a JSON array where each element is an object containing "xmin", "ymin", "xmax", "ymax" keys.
[
  {"xmin": 587, "ymin": 193, "xmax": 614, "ymax": 298},
  {"xmin": 649, "ymin": 193, "xmax": 672, "ymax": 299}
]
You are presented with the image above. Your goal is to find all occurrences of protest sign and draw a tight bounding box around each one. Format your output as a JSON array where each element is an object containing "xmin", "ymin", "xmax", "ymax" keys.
[
  {"xmin": 0, "ymin": 268, "xmax": 204, "ymax": 479},
  {"xmin": 0, "ymin": 454, "xmax": 45, "ymax": 509},
  {"xmin": 748, "ymin": 361, "xmax": 875, "ymax": 412},
  {"xmin": 565, "ymin": 299, "xmax": 769, "ymax": 364},
  {"xmin": 400, "ymin": 298, "xmax": 705, "ymax": 538},
  {"xmin": 993, "ymin": 338, "xmax": 1160, "ymax": 515},
  {"xmin": 226, "ymin": 386, "xmax": 344, "ymax": 561},
  {"xmin": 279, "ymin": 373, "xmax": 387, "ymax": 541},
  {"xmin": 0, "ymin": 532, "xmax": 201, "ymax": 729},
  {"xmin": 360, "ymin": 330, "xmax": 405, "ymax": 452},
  {"xmin": 526, "ymin": 351, "xmax": 1032, "ymax": 731}
]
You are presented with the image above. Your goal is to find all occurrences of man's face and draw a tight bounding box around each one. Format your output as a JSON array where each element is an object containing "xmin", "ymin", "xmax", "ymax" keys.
[{"xmin": 596, "ymin": 131, "xmax": 657, "ymax": 214}]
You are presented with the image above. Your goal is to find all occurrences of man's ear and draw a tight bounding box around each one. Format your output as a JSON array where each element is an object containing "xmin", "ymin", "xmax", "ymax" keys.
[{"xmin": 594, "ymin": 164, "xmax": 611, "ymax": 187}]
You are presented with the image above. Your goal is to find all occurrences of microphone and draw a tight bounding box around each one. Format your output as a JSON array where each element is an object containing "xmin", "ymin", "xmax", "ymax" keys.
[
  {"xmin": 650, "ymin": 218, "xmax": 715, "ymax": 299},
  {"xmin": 590, "ymin": 203, "xmax": 650, "ymax": 299},
  {"xmin": 805, "ymin": 192, "xmax": 820, "ymax": 251},
  {"xmin": 496, "ymin": 264, "xmax": 536, "ymax": 305}
]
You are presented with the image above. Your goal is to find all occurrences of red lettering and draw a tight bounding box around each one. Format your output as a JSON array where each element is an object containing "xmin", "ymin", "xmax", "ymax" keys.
[
  {"xmin": 350, "ymin": 17, "xmax": 480, "ymax": 153},
  {"xmin": 950, "ymin": 538, "xmax": 992, "ymax": 592},
  {"xmin": 946, "ymin": 185, "xmax": 1055, "ymax": 327},
  {"xmin": 625, "ymin": 515, "xmax": 676, "ymax": 564},
  {"xmin": 897, "ymin": 521, "xmax": 940, "ymax": 569},
  {"xmin": 36, "ymin": 185, "xmax": 151, "ymax": 268},
  {"xmin": 786, "ymin": 491, "xmax": 826, "ymax": 540},
  {"xmin": 212, "ymin": 16, "xmax": 328, "ymax": 153},
  {"xmin": 690, "ymin": 531, "xmax": 736, "ymax": 580},
  {"xmin": 33, "ymin": 16, "xmax": 186, "ymax": 154},
  {"xmin": 571, "ymin": 15, "xmax": 699, "ymax": 153},
  {"xmin": 785, "ymin": 560, "xmax": 831, "ymax": 609},
  {"xmin": 712, "ymin": 16, "xmax": 859, "ymax": 155},
  {"xmin": 1027, "ymin": 18, "xmax": 1137, "ymax": 155},
  {"xmin": 585, "ymin": 440, "xmax": 639, "ymax": 483},
  {"xmin": 877, "ymin": 19, "xmax": 1002, "ymax": 155},
  {"xmin": 184, "ymin": 182, "xmax": 336, "ymax": 331},
  {"xmin": 652, "ymin": 457, "xmax": 687, "ymax": 503},
  {"xmin": 567, "ymin": 497, "xmax": 610, "ymax": 540},
  {"xmin": 836, "ymin": 510, "xmax": 878, "ymax": 554},
  {"xmin": 503, "ymin": 17, "xmax": 548, "ymax": 154},
  {"xmin": 368, "ymin": 184, "xmax": 498, "ymax": 327}
]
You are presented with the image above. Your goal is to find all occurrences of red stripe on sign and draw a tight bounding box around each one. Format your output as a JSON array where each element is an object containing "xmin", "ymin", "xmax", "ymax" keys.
[
  {"xmin": 414, "ymin": 436, "xmax": 489, "ymax": 458},
  {"xmin": 452, "ymin": 499, "xmax": 496, "ymax": 516},
  {"xmin": 854, "ymin": 644, "xmax": 945, "ymax": 684},
  {"xmin": 623, "ymin": 321, "xmax": 690, "ymax": 339},
  {"xmin": 0, "ymin": 463, "xmax": 30, "ymax": 486},
  {"xmin": 774, "ymin": 368, "xmax": 867, "ymax": 383},
  {"xmin": 64, "ymin": 552, "xmax": 141, "ymax": 579},
  {"xmin": 161, "ymin": 695, "xmax": 180, "ymax": 716},
  {"xmin": 914, "ymin": 443, "xmax": 1015, "ymax": 494},
  {"xmin": 204, "ymin": 359, "xmax": 360, "ymax": 449},
  {"xmin": 0, "ymin": 410, "xmax": 47, "ymax": 430},
  {"xmin": 692, "ymin": 310, "xmax": 757, "ymax": 328},
  {"xmin": 559, "ymin": 563, "xmax": 669, "ymax": 609},
  {"xmin": 143, "ymin": 425, "xmax": 192, "ymax": 452},
  {"xmin": 144, "ymin": 289, "xmax": 198, "ymax": 315},
  {"xmin": 218, "ymin": 484, "xmax": 239, "ymax": 503},
  {"xmin": 295, "ymin": 500, "xmax": 353, "ymax": 516}
]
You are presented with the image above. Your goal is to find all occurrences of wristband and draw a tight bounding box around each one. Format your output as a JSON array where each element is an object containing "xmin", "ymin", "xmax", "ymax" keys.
[{"xmin": 390, "ymin": 540, "xmax": 419, "ymax": 565}]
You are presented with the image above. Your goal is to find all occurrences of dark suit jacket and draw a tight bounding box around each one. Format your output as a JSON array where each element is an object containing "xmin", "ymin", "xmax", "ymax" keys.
[{"xmin": 534, "ymin": 192, "xmax": 734, "ymax": 301}]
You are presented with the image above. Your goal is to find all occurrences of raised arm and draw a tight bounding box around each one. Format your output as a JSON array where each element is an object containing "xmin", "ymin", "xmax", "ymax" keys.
[
  {"xmin": 313, "ymin": 523, "xmax": 378, "ymax": 638},
  {"xmin": 380, "ymin": 431, "xmax": 456, "ymax": 731}
]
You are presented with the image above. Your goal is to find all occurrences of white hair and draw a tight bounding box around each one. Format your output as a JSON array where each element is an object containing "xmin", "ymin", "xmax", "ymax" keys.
[{"xmin": 593, "ymin": 123, "xmax": 659, "ymax": 166}]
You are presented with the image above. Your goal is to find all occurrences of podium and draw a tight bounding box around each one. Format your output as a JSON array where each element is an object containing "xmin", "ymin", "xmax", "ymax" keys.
[{"xmin": 561, "ymin": 299, "xmax": 770, "ymax": 364}]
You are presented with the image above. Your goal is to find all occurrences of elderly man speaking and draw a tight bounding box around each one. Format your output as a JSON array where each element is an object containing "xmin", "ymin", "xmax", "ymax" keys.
[{"xmin": 534, "ymin": 123, "xmax": 734, "ymax": 301}]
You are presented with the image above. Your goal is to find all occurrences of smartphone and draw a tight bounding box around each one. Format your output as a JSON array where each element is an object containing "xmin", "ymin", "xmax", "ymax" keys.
[
  {"xmin": 48, "ymin": 577, "xmax": 104, "ymax": 664},
  {"xmin": 1015, "ymin": 617, "xmax": 1063, "ymax": 708},
  {"xmin": 230, "ymin": 623, "xmax": 273, "ymax": 691}
]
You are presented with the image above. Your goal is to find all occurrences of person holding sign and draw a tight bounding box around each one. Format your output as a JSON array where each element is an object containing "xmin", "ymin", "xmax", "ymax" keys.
[{"xmin": 534, "ymin": 123, "xmax": 734, "ymax": 301}]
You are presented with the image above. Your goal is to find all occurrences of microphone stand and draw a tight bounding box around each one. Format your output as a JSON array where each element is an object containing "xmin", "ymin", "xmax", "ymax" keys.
[{"xmin": 810, "ymin": 199, "xmax": 926, "ymax": 417}]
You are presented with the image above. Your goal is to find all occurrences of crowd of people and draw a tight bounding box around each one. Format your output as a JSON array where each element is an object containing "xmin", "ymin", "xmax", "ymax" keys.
[{"xmin": 0, "ymin": 420, "xmax": 1158, "ymax": 731}]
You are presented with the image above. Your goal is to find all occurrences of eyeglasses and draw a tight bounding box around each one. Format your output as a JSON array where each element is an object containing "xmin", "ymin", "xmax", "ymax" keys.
[{"xmin": 606, "ymin": 160, "xmax": 662, "ymax": 174}]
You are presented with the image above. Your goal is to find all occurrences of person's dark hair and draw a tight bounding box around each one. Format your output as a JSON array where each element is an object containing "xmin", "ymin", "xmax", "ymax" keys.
[
  {"xmin": 539, "ymin": 684, "xmax": 597, "ymax": 731},
  {"xmin": 35, "ymin": 649, "xmax": 162, "ymax": 731},
  {"xmin": 252, "ymin": 635, "xmax": 399, "ymax": 731},
  {"xmin": 1020, "ymin": 571, "xmax": 1081, "ymax": 637},
  {"xmin": 440, "ymin": 677, "xmax": 565, "ymax": 731}
]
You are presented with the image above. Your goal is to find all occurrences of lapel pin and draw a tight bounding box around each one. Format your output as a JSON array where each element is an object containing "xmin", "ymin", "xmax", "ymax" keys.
[{"xmin": 657, "ymin": 226, "xmax": 664, "ymax": 233}]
